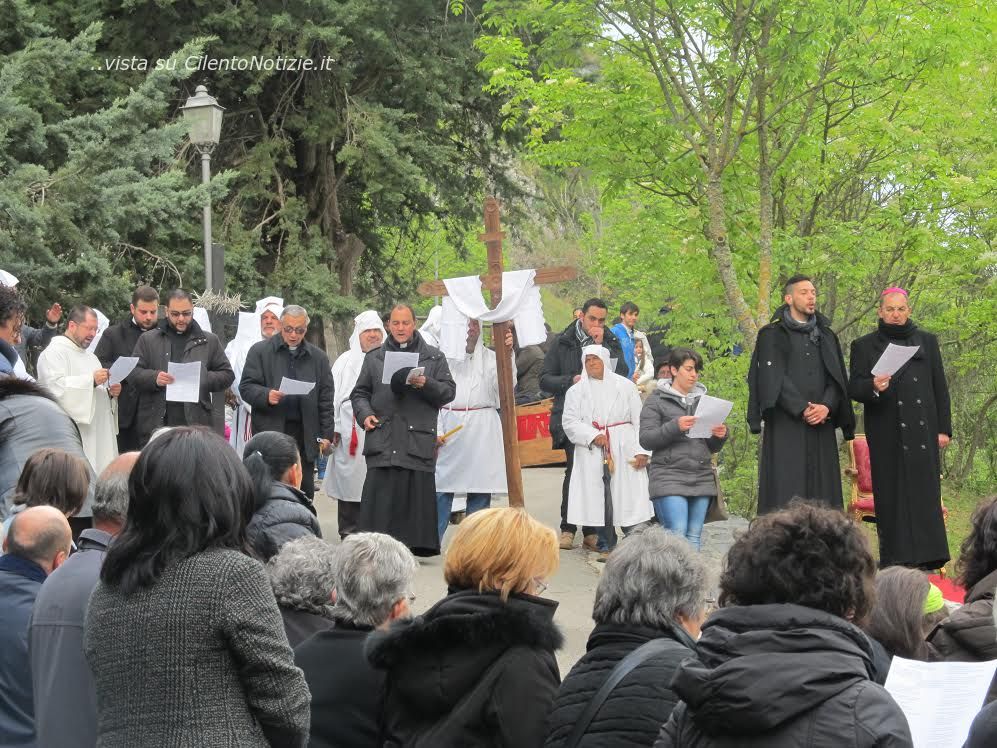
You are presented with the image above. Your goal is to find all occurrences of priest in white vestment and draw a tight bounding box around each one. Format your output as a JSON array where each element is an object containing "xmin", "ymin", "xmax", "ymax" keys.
[
  {"xmin": 563, "ymin": 344, "xmax": 652, "ymax": 554},
  {"xmin": 225, "ymin": 296, "xmax": 283, "ymax": 455},
  {"xmin": 37, "ymin": 305, "xmax": 119, "ymax": 475},
  {"xmin": 322, "ymin": 310, "xmax": 385, "ymax": 538},
  {"xmin": 434, "ymin": 319, "xmax": 515, "ymax": 541}
]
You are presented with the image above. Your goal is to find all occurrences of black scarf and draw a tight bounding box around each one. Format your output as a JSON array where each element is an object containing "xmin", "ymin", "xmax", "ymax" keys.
[
  {"xmin": 782, "ymin": 306, "xmax": 822, "ymax": 345},
  {"xmin": 877, "ymin": 318, "xmax": 918, "ymax": 341},
  {"xmin": 575, "ymin": 319, "xmax": 594, "ymax": 347}
]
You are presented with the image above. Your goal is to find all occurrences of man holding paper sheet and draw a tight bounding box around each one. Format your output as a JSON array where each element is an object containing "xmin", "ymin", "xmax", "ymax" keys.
[
  {"xmin": 351, "ymin": 303, "xmax": 455, "ymax": 556},
  {"xmin": 95, "ymin": 285, "xmax": 160, "ymax": 452},
  {"xmin": 747, "ymin": 275, "xmax": 854, "ymax": 514},
  {"xmin": 848, "ymin": 287, "xmax": 952, "ymax": 569},
  {"xmin": 239, "ymin": 304, "xmax": 335, "ymax": 499},
  {"xmin": 37, "ymin": 305, "xmax": 119, "ymax": 475},
  {"xmin": 130, "ymin": 289, "xmax": 234, "ymax": 446}
]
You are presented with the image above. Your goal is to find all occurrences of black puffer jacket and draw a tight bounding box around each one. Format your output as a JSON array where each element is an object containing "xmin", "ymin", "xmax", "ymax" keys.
[
  {"xmin": 350, "ymin": 331, "xmax": 455, "ymax": 473},
  {"xmin": 245, "ymin": 481, "xmax": 322, "ymax": 562},
  {"xmin": 366, "ymin": 588, "xmax": 563, "ymax": 748},
  {"xmin": 540, "ymin": 321, "xmax": 628, "ymax": 449},
  {"xmin": 545, "ymin": 622, "xmax": 697, "ymax": 748},
  {"xmin": 655, "ymin": 604, "xmax": 912, "ymax": 747},
  {"xmin": 927, "ymin": 568, "xmax": 997, "ymax": 703},
  {"xmin": 639, "ymin": 380, "xmax": 727, "ymax": 498}
]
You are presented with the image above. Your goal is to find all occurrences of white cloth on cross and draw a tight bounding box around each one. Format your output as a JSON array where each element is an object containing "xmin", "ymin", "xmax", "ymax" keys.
[
  {"xmin": 323, "ymin": 310, "xmax": 386, "ymax": 503},
  {"xmin": 439, "ymin": 270, "xmax": 546, "ymax": 362},
  {"xmin": 0, "ymin": 269, "xmax": 18, "ymax": 287}
]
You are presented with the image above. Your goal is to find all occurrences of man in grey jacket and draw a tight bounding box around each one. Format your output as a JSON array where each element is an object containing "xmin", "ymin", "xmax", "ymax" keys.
[
  {"xmin": 130, "ymin": 289, "xmax": 234, "ymax": 445},
  {"xmin": 29, "ymin": 452, "xmax": 136, "ymax": 748}
]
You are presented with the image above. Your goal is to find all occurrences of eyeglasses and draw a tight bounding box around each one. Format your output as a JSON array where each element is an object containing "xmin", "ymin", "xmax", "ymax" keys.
[
  {"xmin": 533, "ymin": 578, "xmax": 548, "ymax": 596},
  {"xmin": 168, "ymin": 310, "xmax": 193, "ymax": 319},
  {"xmin": 283, "ymin": 326, "xmax": 306, "ymax": 335}
]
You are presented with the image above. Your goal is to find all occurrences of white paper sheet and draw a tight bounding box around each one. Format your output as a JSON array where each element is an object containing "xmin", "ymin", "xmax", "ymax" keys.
[
  {"xmin": 405, "ymin": 366, "xmax": 425, "ymax": 384},
  {"xmin": 166, "ymin": 362, "xmax": 201, "ymax": 403},
  {"xmin": 279, "ymin": 376, "xmax": 316, "ymax": 396},
  {"xmin": 884, "ymin": 656, "xmax": 997, "ymax": 748},
  {"xmin": 871, "ymin": 343, "xmax": 920, "ymax": 376},
  {"xmin": 108, "ymin": 356, "xmax": 139, "ymax": 386},
  {"xmin": 382, "ymin": 351, "xmax": 419, "ymax": 384},
  {"xmin": 687, "ymin": 395, "xmax": 735, "ymax": 439}
]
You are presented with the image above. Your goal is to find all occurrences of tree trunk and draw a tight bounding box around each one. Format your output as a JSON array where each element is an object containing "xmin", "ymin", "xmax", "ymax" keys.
[{"xmin": 704, "ymin": 170, "xmax": 759, "ymax": 350}]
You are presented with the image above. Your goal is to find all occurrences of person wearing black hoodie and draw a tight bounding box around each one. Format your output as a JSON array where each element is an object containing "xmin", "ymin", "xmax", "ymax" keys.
[
  {"xmin": 366, "ymin": 507, "xmax": 562, "ymax": 747},
  {"xmin": 243, "ymin": 431, "xmax": 321, "ymax": 562},
  {"xmin": 545, "ymin": 526, "xmax": 708, "ymax": 748},
  {"xmin": 655, "ymin": 501, "xmax": 912, "ymax": 748}
]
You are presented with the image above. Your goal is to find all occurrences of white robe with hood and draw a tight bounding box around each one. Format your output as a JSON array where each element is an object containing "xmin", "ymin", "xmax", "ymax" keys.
[
  {"xmin": 419, "ymin": 305, "xmax": 443, "ymax": 348},
  {"xmin": 37, "ymin": 335, "xmax": 118, "ymax": 474},
  {"xmin": 225, "ymin": 296, "xmax": 283, "ymax": 455},
  {"xmin": 435, "ymin": 330, "xmax": 513, "ymax": 496},
  {"xmin": 322, "ymin": 310, "xmax": 386, "ymax": 502},
  {"xmin": 563, "ymin": 345, "xmax": 652, "ymax": 527}
]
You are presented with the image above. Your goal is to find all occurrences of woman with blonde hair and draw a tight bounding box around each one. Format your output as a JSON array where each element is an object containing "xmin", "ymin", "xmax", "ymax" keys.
[{"xmin": 367, "ymin": 507, "xmax": 562, "ymax": 747}]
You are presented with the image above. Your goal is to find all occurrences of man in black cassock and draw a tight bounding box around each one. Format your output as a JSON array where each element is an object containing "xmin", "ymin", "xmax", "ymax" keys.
[
  {"xmin": 848, "ymin": 288, "xmax": 951, "ymax": 570},
  {"xmin": 351, "ymin": 304, "xmax": 456, "ymax": 556},
  {"xmin": 747, "ymin": 275, "xmax": 855, "ymax": 514}
]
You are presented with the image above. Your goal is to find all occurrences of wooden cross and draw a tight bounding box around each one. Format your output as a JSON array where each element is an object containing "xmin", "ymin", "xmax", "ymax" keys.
[{"xmin": 417, "ymin": 197, "xmax": 576, "ymax": 508}]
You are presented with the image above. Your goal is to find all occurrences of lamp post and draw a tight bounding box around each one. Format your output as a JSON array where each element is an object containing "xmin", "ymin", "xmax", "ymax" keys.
[{"xmin": 181, "ymin": 85, "xmax": 224, "ymax": 292}]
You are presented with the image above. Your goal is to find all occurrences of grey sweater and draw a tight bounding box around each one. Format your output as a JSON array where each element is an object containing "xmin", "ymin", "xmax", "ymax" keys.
[{"xmin": 84, "ymin": 548, "xmax": 310, "ymax": 747}]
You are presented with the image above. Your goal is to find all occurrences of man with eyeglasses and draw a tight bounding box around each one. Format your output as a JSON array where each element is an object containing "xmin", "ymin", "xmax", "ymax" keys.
[
  {"xmin": 239, "ymin": 304, "xmax": 335, "ymax": 498},
  {"xmin": 130, "ymin": 289, "xmax": 234, "ymax": 446}
]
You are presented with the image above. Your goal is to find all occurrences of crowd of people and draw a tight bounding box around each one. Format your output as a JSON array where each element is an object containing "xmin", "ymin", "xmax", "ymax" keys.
[{"xmin": 0, "ymin": 268, "xmax": 989, "ymax": 747}]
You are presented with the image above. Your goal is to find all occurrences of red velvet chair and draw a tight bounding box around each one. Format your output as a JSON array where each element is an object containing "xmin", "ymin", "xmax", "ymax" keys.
[
  {"xmin": 846, "ymin": 433, "xmax": 948, "ymax": 524},
  {"xmin": 846, "ymin": 434, "xmax": 877, "ymax": 523}
]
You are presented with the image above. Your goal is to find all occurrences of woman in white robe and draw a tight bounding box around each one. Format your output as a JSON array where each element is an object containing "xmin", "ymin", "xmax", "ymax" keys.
[
  {"xmin": 322, "ymin": 310, "xmax": 385, "ymax": 537},
  {"xmin": 563, "ymin": 345, "xmax": 652, "ymax": 548}
]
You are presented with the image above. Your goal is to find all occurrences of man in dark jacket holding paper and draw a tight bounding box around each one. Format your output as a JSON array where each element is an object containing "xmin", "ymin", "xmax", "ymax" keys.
[
  {"xmin": 746, "ymin": 275, "xmax": 854, "ymax": 514},
  {"xmin": 351, "ymin": 303, "xmax": 455, "ymax": 556},
  {"xmin": 848, "ymin": 287, "xmax": 951, "ymax": 570},
  {"xmin": 240, "ymin": 305, "xmax": 335, "ymax": 498}
]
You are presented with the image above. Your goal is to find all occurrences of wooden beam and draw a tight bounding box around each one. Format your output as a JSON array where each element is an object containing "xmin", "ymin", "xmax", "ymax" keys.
[{"xmin": 417, "ymin": 265, "xmax": 578, "ymax": 298}]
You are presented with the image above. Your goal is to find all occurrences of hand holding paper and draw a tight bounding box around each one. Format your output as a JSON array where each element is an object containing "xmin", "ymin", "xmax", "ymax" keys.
[
  {"xmin": 166, "ymin": 362, "xmax": 201, "ymax": 403},
  {"xmin": 687, "ymin": 396, "xmax": 734, "ymax": 439},
  {"xmin": 872, "ymin": 343, "xmax": 919, "ymax": 376},
  {"xmin": 382, "ymin": 351, "xmax": 419, "ymax": 384},
  {"xmin": 108, "ymin": 356, "xmax": 139, "ymax": 386}
]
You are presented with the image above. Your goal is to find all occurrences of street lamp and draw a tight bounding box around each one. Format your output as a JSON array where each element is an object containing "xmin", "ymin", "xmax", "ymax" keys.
[{"xmin": 181, "ymin": 84, "xmax": 224, "ymax": 291}]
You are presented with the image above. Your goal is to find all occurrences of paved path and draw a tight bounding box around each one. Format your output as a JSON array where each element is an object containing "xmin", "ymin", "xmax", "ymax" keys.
[{"xmin": 314, "ymin": 465, "xmax": 748, "ymax": 672}]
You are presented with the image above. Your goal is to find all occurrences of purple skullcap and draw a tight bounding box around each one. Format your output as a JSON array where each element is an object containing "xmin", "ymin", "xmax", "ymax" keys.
[{"xmin": 880, "ymin": 286, "xmax": 908, "ymax": 297}]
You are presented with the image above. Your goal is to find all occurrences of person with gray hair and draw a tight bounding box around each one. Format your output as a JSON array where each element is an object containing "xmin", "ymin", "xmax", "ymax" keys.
[
  {"xmin": 266, "ymin": 535, "xmax": 338, "ymax": 647},
  {"xmin": 29, "ymin": 452, "xmax": 139, "ymax": 748},
  {"xmin": 294, "ymin": 532, "xmax": 417, "ymax": 748},
  {"xmin": 545, "ymin": 525, "xmax": 709, "ymax": 747},
  {"xmin": 240, "ymin": 303, "xmax": 335, "ymax": 498}
]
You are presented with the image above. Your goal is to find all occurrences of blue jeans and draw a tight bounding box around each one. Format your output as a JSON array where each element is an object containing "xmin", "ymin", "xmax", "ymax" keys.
[
  {"xmin": 652, "ymin": 495, "xmax": 711, "ymax": 550},
  {"xmin": 436, "ymin": 492, "xmax": 491, "ymax": 542}
]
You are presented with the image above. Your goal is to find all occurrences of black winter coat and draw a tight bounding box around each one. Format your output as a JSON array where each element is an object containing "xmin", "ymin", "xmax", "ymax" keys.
[
  {"xmin": 239, "ymin": 335, "xmax": 336, "ymax": 461},
  {"xmin": 94, "ymin": 317, "xmax": 147, "ymax": 429},
  {"xmin": 848, "ymin": 321, "xmax": 951, "ymax": 568},
  {"xmin": 747, "ymin": 308, "xmax": 855, "ymax": 438},
  {"xmin": 545, "ymin": 622, "xmax": 697, "ymax": 748},
  {"xmin": 350, "ymin": 332, "xmax": 456, "ymax": 473},
  {"xmin": 965, "ymin": 700, "xmax": 997, "ymax": 747},
  {"xmin": 294, "ymin": 622, "xmax": 384, "ymax": 748},
  {"xmin": 366, "ymin": 588, "xmax": 563, "ymax": 748},
  {"xmin": 655, "ymin": 604, "xmax": 911, "ymax": 748},
  {"xmin": 130, "ymin": 320, "xmax": 234, "ymax": 443},
  {"xmin": 927, "ymin": 568, "xmax": 997, "ymax": 703},
  {"xmin": 245, "ymin": 481, "xmax": 322, "ymax": 562},
  {"xmin": 540, "ymin": 321, "xmax": 628, "ymax": 449}
]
